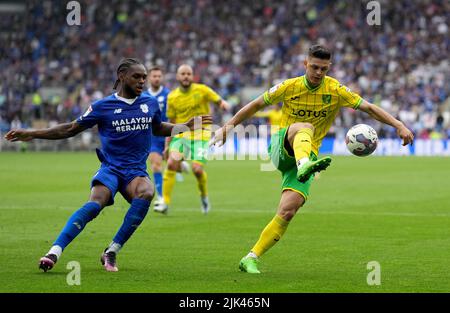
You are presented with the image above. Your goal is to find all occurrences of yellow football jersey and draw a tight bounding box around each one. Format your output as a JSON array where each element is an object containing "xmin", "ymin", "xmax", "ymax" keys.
[
  {"xmin": 167, "ymin": 83, "xmax": 221, "ymax": 140},
  {"xmin": 263, "ymin": 75, "xmax": 363, "ymax": 155}
]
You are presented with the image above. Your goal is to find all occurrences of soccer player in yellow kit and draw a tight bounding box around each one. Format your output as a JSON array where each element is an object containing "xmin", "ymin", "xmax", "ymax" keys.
[
  {"xmin": 212, "ymin": 45, "xmax": 414, "ymax": 273},
  {"xmin": 156, "ymin": 64, "xmax": 229, "ymax": 214}
]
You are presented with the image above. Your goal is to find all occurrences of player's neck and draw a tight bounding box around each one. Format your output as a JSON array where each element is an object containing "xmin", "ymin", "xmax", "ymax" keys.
[
  {"xmin": 305, "ymin": 75, "xmax": 321, "ymax": 88},
  {"xmin": 150, "ymin": 85, "xmax": 162, "ymax": 93},
  {"xmin": 117, "ymin": 89, "xmax": 136, "ymax": 99},
  {"xmin": 179, "ymin": 84, "xmax": 192, "ymax": 93}
]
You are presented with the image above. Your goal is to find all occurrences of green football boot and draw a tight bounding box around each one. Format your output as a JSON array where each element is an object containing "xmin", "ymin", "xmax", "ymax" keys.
[
  {"xmin": 239, "ymin": 256, "xmax": 261, "ymax": 274},
  {"xmin": 296, "ymin": 156, "xmax": 332, "ymax": 183}
]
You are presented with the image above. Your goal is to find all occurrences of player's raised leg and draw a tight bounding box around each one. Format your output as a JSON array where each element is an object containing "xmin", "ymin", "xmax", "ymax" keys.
[
  {"xmin": 102, "ymin": 176, "xmax": 153, "ymax": 272},
  {"xmin": 287, "ymin": 123, "xmax": 331, "ymax": 182},
  {"xmin": 239, "ymin": 190, "xmax": 304, "ymax": 274},
  {"xmin": 39, "ymin": 184, "xmax": 111, "ymax": 272}
]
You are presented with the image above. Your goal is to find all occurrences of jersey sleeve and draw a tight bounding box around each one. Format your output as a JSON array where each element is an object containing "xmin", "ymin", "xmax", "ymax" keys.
[
  {"xmin": 263, "ymin": 81, "xmax": 289, "ymax": 106},
  {"xmin": 337, "ymin": 84, "xmax": 363, "ymax": 109},
  {"xmin": 254, "ymin": 110, "xmax": 271, "ymax": 118},
  {"xmin": 203, "ymin": 85, "xmax": 221, "ymax": 103},
  {"xmin": 76, "ymin": 103, "xmax": 101, "ymax": 128}
]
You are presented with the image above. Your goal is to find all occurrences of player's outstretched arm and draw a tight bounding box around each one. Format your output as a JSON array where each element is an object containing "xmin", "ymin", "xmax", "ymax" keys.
[
  {"xmin": 4, "ymin": 121, "xmax": 86, "ymax": 142},
  {"xmin": 216, "ymin": 99, "xmax": 230, "ymax": 111},
  {"xmin": 152, "ymin": 115, "xmax": 213, "ymax": 137},
  {"xmin": 358, "ymin": 100, "xmax": 414, "ymax": 146},
  {"xmin": 211, "ymin": 95, "xmax": 266, "ymax": 146}
]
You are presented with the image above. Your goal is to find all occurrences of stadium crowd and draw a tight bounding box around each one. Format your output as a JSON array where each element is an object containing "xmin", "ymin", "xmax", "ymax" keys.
[{"xmin": 1, "ymin": 0, "xmax": 449, "ymax": 140}]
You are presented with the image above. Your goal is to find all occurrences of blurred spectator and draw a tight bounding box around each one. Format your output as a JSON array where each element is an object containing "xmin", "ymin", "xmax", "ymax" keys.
[{"xmin": 10, "ymin": 115, "xmax": 22, "ymax": 130}]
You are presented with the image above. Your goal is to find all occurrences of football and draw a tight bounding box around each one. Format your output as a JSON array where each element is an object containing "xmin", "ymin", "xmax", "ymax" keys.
[{"xmin": 345, "ymin": 124, "xmax": 378, "ymax": 157}]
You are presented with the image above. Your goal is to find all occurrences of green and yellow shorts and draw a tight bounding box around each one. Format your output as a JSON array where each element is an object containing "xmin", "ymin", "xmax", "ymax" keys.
[
  {"xmin": 268, "ymin": 127, "xmax": 317, "ymax": 200},
  {"xmin": 169, "ymin": 137, "xmax": 209, "ymax": 164}
]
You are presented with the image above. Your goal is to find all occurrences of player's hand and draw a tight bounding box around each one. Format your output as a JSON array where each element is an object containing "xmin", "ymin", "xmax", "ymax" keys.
[
  {"xmin": 397, "ymin": 124, "xmax": 414, "ymax": 146},
  {"xmin": 184, "ymin": 115, "xmax": 213, "ymax": 131},
  {"xmin": 219, "ymin": 100, "xmax": 230, "ymax": 111},
  {"xmin": 4, "ymin": 129, "xmax": 34, "ymax": 142},
  {"xmin": 163, "ymin": 147, "xmax": 169, "ymax": 161},
  {"xmin": 210, "ymin": 126, "xmax": 227, "ymax": 147}
]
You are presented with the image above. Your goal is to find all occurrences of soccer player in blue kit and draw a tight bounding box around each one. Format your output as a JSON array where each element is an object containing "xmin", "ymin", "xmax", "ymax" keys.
[
  {"xmin": 4, "ymin": 58, "xmax": 212, "ymax": 272},
  {"xmin": 142, "ymin": 67, "xmax": 170, "ymax": 211}
]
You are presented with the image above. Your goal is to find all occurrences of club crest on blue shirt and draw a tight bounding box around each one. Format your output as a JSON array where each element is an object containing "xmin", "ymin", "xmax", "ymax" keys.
[{"xmin": 140, "ymin": 104, "xmax": 149, "ymax": 113}]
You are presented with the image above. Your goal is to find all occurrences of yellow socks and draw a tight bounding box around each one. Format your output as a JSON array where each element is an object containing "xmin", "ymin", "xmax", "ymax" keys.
[
  {"xmin": 196, "ymin": 170, "xmax": 208, "ymax": 197},
  {"xmin": 251, "ymin": 214, "xmax": 290, "ymax": 257},
  {"xmin": 162, "ymin": 169, "xmax": 176, "ymax": 204},
  {"xmin": 293, "ymin": 128, "xmax": 313, "ymax": 165}
]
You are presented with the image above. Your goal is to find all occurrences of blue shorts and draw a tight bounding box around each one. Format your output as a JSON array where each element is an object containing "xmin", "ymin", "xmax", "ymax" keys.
[
  {"xmin": 91, "ymin": 164, "xmax": 149, "ymax": 206},
  {"xmin": 149, "ymin": 135, "xmax": 165, "ymax": 155}
]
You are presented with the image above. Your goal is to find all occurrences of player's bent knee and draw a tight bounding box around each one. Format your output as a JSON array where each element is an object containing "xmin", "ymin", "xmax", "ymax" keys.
[
  {"xmin": 134, "ymin": 188, "xmax": 154, "ymax": 201},
  {"xmin": 192, "ymin": 164, "xmax": 203, "ymax": 176},
  {"xmin": 290, "ymin": 122, "xmax": 315, "ymax": 133},
  {"xmin": 277, "ymin": 207, "xmax": 297, "ymax": 221},
  {"xmin": 151, "ymin": 164, "xmax": 162, "ymax": 173},
  {"xmin": 89, "ymin": 197, "xmax": 109, "ymax": 208},
  {"xmin": 139, "ymin": 192, "xmax": 154, "ymax": 201},
  {"xmin": 278, "ymin": 191, "xmax": 305, "ymax": 221},
  {"xmin": 167, "ymin": 159, "xmax": 180, "ymax": 172}
]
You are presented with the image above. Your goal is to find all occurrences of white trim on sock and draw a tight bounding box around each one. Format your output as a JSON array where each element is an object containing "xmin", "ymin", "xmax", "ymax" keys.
[
  {"xmin": 297, "ymin": 157, "xmax": 310, "ymax": 168},
  {"xmin": 48, "ymin": 245, "xmax": 62, "ymax": 259},
  {"xmin": 106, "ymin": 242, "xmax": 122, "ymax": 254}
]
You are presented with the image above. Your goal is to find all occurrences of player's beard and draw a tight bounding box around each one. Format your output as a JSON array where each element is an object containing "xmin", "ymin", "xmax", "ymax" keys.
[
  {"xmin": 150, "ymin": 83, "xmax": 160, "ymax": 90},
  {"xmin": 124, "ymin": 83, "xmax": 141, "ymax": 97},
  {"xmin": 180, "ymin": 80, "xmax": 192, "ymax": 89}
]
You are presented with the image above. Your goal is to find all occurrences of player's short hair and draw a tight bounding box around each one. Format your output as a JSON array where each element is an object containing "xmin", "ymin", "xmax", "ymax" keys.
[
  {"xmin": 308, "ymin": 45, "xmax": 332, "ymax": 60},
  {"xmin": 149, "ymin": 66, "xmax": 163, "ymax": 73},
  {"xmin": 113, "ymin": 58, "xmax": 143, "ymax": 89}
]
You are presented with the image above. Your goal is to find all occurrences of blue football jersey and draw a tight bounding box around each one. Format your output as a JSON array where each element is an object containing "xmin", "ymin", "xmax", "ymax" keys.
[
  {"xmin": 143, "ymin": 86, "xmax": 170, "ymax": 122},
  {"xmin": 76, "ymin": 92, "xmax": 162, "ymax": 170}
]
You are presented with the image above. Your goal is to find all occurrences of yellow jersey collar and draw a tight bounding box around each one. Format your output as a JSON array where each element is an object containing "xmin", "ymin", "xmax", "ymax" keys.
[{"xmin": 303, "ymin": 75, "xmax": 323, "ymax": 92}]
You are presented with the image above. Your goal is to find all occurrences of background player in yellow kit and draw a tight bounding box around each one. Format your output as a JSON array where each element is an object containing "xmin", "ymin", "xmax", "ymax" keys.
[
  {"xmin": 156, "ymin": 64, "xmax": 229, "ymax": 215},
  {"xmin": 212, "ymin": 45, "xmax": 414, "ymax": 273},
  {"xmin": 254, "ymin": 103, "xmax": 282, "ymax": 135}
]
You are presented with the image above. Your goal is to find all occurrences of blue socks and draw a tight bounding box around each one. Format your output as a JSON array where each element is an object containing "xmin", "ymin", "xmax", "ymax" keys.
[
  {"xmin": 113, "ymin": 198, "xmax": 150, "ymax": 245},
  {"xmin": 153, "ymin": 172, "xmax": 163, "ymax": 197},
  {"xmin": 53, "ymin": 202, "xmax": 102, "ymax": 250},
  {"xmin": 52, "ymin": 198, "xmax": 150, "ymax": 254}
]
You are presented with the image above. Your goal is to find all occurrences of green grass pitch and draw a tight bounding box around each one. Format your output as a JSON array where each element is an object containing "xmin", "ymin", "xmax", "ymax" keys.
[{"xmin": 0, "ymin": 152, "xmax": 449, "ymax": 292}]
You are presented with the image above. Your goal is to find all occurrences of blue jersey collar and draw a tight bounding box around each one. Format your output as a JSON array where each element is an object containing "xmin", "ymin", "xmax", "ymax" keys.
[
  {"xmin": 147, "ymin": 86, "xmax": 163, "ymax": 97},
  {"xmin": 114, "ymin": 93, "xmax": 138, "ymax": 105}
]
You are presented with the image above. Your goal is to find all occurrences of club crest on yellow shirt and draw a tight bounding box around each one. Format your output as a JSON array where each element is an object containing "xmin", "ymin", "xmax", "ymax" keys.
[{"xmin": 322, "ymin": 94, "xmax": 331, "ymax": 104}]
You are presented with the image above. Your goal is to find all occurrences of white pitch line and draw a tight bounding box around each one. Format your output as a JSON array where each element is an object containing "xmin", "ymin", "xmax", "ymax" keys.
[
  {"xmin": 1, "ymin": 205, "xmax": 449, "ymax": 218},
  {"xmin": 169, "ymin": 208, "xmax": 450, "ymax": 218}
]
